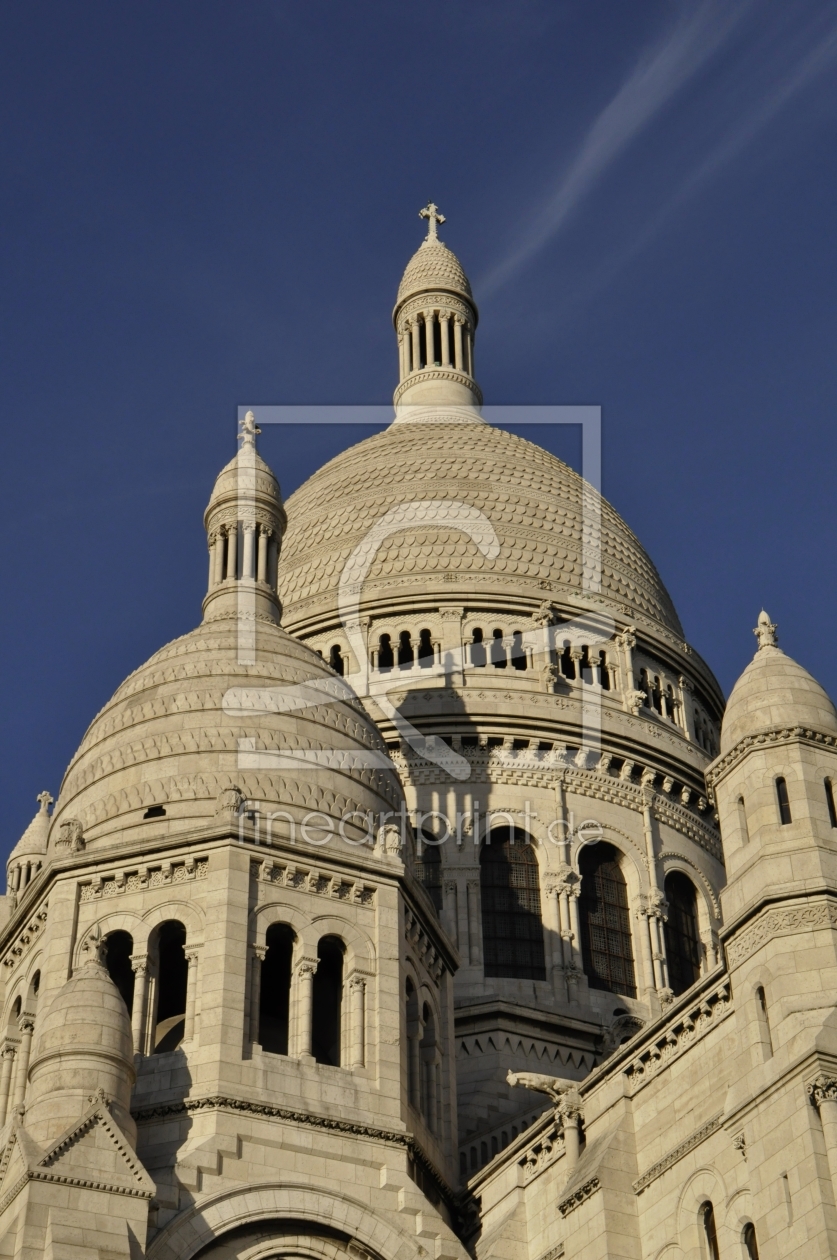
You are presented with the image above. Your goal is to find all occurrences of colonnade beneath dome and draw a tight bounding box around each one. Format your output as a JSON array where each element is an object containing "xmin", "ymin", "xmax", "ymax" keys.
[
  {"xmin": 208, "ymin": 522, "xmax": 279, "ymax": 589},
  {"xmin": 398, "ymin": 308, "xmax": 474, "ymax": 380}
]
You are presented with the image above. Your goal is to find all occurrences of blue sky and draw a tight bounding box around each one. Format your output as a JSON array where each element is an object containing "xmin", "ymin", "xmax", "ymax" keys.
[{"xmin": 2, "ymin": 1, "xmax": 836, "ymax": 851}]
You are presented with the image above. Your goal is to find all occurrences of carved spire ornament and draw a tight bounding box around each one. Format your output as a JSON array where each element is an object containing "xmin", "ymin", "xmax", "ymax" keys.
[
  {"xmin": 238, "ymin": 408, "xmax": 261, "ymax": 449},
  {"xmin": 419, "ymin": 200, "xmax": 446, "ymax": 241},
  {"xmin": 754, "ymin": 609, "xmax": 778, "ymax": 650}
]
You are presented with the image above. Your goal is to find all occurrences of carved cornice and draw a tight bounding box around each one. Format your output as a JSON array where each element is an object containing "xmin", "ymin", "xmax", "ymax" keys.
[
  {"xmin": 558, "ymin": 1176, "xmax": 600, "ymax": 1217},
  {"xmin": 254, "ymin": 859, "xmax": 376, "ymax": 907},
  {"xmin": 633, "ymin": 1112, "xmax": 723, "ymax": 1192},
  {"xmin": 79, "ymin": 858, "xmax": 207, "ymax": 903},
  {"xmin": 623, "ymin": 980, "xmax": 732, "ymax": 1094},
  {"xmin": 726, "ymin": 898, "xmax": 837, "ymax": 969},
  {"xmin": 707, "ymin": 725, "xmax": 837, "ymax": 787}
]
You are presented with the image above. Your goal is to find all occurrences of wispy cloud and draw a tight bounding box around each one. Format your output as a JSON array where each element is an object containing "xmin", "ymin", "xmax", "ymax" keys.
[{"xmin": 480, "ymin": 0, "xmax": 753, "ymax": 297}]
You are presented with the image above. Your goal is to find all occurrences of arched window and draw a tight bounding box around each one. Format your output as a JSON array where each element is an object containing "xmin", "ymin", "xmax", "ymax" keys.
[
  {"xmin": 701, "ymin": 1201, "xmax": 720, "ymax": 1260},
  {"xmin": 579, "ymin": 843, "xmax": 636, "ymax": 998},
  {"xmin": 420, "ymin": 1002, "xmax": 439, "ymax": 1134},
  {"xmin": 105, "ymin": 930, "xmax": 135, "ymax": 1016},
  {"xmin": 743, "ymin": 1222, "xmax": 760, "ymax": 1259},
  {"xmin": 418, "ymin": 628, "xmax": 434, "ymax": 667},
  {"xmin": 153, "ymin": 920, "xmax": 188, "ymax": 1053},
  {"xmin": 826, "ymin": 778, "xmax": 837, "ymax": 828},
  {"xmin": 416, "ymin": 835, "xmax": 442, "ymax": 913},
  {"xmin": 490, "ymin": 629, "xmax": 507, "ymax": 668},
  {"xmin": 510, "ymin": 631, "xmax": 527, "ymax": 670},
  {"xmin": 469, "ymin": 628, "xmax": 486, "ymax": 667},
  {"xmin": 599, "ymin": 651, "xmax": 611, "ymax": 690},
  {"xmin": 378, "ymin": 633, "xmax": 394, "ymax": 670},
  {"xmin": 398, "ymin": 631, "xmax": 414, "ymax": 670},
  {"xmin": 755, "ymin": 984, "xmax": 773, "ymax": 1058},
  {"xmin": 663, "ymin": 872, "xmax": 701, "ymax": 996},
  {"xmin": 480, "ymin": 828, "xmax": 546, "ymax": 981},
  {"xmin": 776, "ymin": 776, "xmax": 792, "ymax": 825},
  {"xmin": 738, "ymin": 795, "xmax": 750, "ymax": 844},
  {"xmin": 258, "ymin": 923, "xmax": 294, "ymax": 1055},
  {"xmin": 10, "ymin": 996, "xmax": 20, "ymax": 1023},
  {"xmin": 560, "ymin": 645, "xmax": 575, "ymax": 679},
  {"xmin": 328, "ymin": 645, "xmax": 345, "ymax": 676},
  {"xmin": 312, "ymin": 936, "xmax": 344, "ymax": 1066}
]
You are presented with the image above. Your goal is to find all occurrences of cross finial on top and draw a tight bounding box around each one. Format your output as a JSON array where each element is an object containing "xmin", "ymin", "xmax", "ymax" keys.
[
  {"xmin": 419, "ymin": 201, "xmax": 446, "ymax": 241},
  {"xmin": 754, "ymin": 609, "xmax": 778, "ymax": 650},
  {"xmin": 238, "ymin": 409, "xmax": 261, "ymax": 449},
  {"xmin": 36, "ymin": 791, "xmax": 53, "ymax": 815}
]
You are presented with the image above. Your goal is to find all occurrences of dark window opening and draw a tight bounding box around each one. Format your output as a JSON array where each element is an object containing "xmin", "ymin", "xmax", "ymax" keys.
[
  {"xmin": 430, "ymin": 317, "xmax": 441, "ymax": 365},
  {"xmin": 651, "ymin": 675, "xmax": 663, "ymax": 714},
  {"xmin": 258, "ymin": 923, "xmax": 294, "ymax": 1055},
  {"xmin": 701, "ymin": 1201, "xmax": 720, "ymax": 1260},
  {"xmin": 512, "ymin": 738, "xmax": 529, "ymax": 750},
  {"xmin": 154, "ymin": 920, "xmax": 188, "ymax": 1053},
  {"xmin": 398, "ymin": 631, "xmax": 414, "ymax": 669},
  {"xmin": 470, "ymin": 628, "xmax": 486, "ymax": 667},
  {"xmin": 756, "ymin": 984, "xmax": 773, "ymax": 1056},
  {"xmin": 312, "ymin": 935, "xmax": 344, "ymax": 1066},
  {"xmin": 329, "ymin": 645, "xmax": 345, "ymax": 676},
  {"xmin": 826, "ymin": 778, "xmax": 837, "ymax": 828},
  {"xmin": 486, "ymin": 736, "xmax": 504, "ymax": 748},
  {"xmin": 143, "ymin": 804, "xmax": 166, "ymax": 819},
  {"xmin": 378, "ymin": 634, "xmax": 394, "ymax": 671},
  {"xmin": 461, "ymin": 734, "xmax": 479, "ymax": 747},
  {"xmin": 663, "ymin": 872, "xmax": 701, "ymax": 996},
  {"xmin": 511, "ymin": 631, "xmax": 527, "ymax": 670},
  {"xmin": 665, "ymin": 683, "xmax": 675, "ymax": 720},
  {"xmin": 105, "ymin": 930, "xmax": 135, "ymax": 1016},
  {"xmin": 31, "ymin": 971, "xmax": 40, "ymax": 997},
  {"xmin": 480, "ymin": 828, "xmax": 546, "ymax": 980},
  {"xmin": 416, "ymin": 834, "xmax": 443, "ymax": 913},
  {"xmin": 11, "ymin": 997, "xmax": 20, "ymax": 1021},
  {"xmin": 599, "ymin": 651, "xmax": 610, "ymax": 690},
  {"xmin": 776, "ymin": 776, "xmax": 792, "ymax": 825},
  {"xmin": 491, "ymin": 629, "xmax": 507, "ymax": 669},
  {"xmin": 743, "ymin": 1222, "xmax": 760, "ymax": 1260},
  {"xmin": 418, "ymin": 628, "xmax": 434, "ymax": 667},
  {"xmin": 560, "ymin": 645, "xmax": 575, "ymax": 679},
  {"xmin": 579, "ymin": 842, "xmax": 636, "ymax": 997},
  {"xmin": 418, "ymin": 318, "xmax": 427, "ymax": 368}
]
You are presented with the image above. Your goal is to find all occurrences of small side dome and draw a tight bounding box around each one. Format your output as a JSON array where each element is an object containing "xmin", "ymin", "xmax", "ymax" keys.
[
  {"xmin": 396, "ymin": 237, "xmax": 474, "ymax": 309},
  {"xmin": 26, "ymin": 940, "xmax": 135, "ymax": 1146},
  {"xmin": 721, "ymin": 612, "xmax": 837, "ymax": 753},
  {"xmin": 7, "ymin": 792, "xmax": 52, "ymax": 897}
]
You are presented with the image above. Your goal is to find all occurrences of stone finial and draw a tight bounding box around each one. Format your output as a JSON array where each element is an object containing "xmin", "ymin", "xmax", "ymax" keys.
[
  {"xmin": 81, "ymin": 925, "xmax": 108, "ymax": 969},
  {"xmin": 754, "ymin": 610, "xmax": 778, "ymax": 650},
  {"xmin": 238, "ymin": 409, "xmax": 261, "ymax": 449},
  {"xmin": 36, "ymin": 791, "xmax": 53, "ymax": 815},
  {"xmin": 419, "ymin": 201, "xmax": 446, "ymax": 241}
]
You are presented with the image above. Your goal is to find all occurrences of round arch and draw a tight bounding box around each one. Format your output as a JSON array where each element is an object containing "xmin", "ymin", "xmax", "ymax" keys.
[{"xmin": 144, "ymin": 1182, "xmax": 467, "ymax": 1260}]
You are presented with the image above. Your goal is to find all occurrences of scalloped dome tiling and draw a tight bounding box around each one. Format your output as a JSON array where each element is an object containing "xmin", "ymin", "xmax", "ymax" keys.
[
  {"xmin": 278, "ymin": 421, "xmax": 683, "ymax": 637},
  {"xmin": 396, "ymin": 238, "xmax": 473, "ymax": 308},
  {"xmin": 49, "ymin": 616, "xmax": 402, "ymax": 848}
]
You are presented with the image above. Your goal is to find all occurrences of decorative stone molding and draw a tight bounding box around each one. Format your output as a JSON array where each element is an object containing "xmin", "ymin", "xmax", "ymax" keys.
[
  {"xmin": 732, "ymin": 1132, "xmax": 747, "ymax": 1160},
  {"xmin": 404, "ymin": 907, "xmax": 445, "ymax": 982},
  {"xmin": 79, "ymin": 858, "xmax": 207, "ymax": 903},
  {"xmin": 2, "ymin": 906, "xmax": 48, "ymax": 971},
  {"xmin": 707, "ymin": 724, "xmax": 837, "ymax": 788},
  {"xmin": 623, "ymin": 980, "xmax": 732, "ymax": 1094},
  {"xmin": 633, "ymin": 1112, "xmax": 724, "ymax": 1192},
  {"xmin": 55, "ymin": 819, "xmax": 85, "ymax": 853},
  {"xmin": 537, "ymin": 1246, "xmax": 565, "ymax": 1260},
  {"xmin": 519, "ymin": 1119, "xmax": 565, "ymax": 1183},
  {"xmin": 726, "ymin": 898, "xmax": 837, "ymax": 969},
  {"xmin": 558, "ymin": 1176, "xmax": 600, "ymax": 1217},
  {"xmin": 253, "ymin": 859, "xmax": 375, "ymax": 906}
]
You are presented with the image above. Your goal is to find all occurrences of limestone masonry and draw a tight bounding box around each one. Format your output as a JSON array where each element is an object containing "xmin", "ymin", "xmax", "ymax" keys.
[{"xmin": 1, "ymin": 205, "xmax": 831, "ymax": 1258}]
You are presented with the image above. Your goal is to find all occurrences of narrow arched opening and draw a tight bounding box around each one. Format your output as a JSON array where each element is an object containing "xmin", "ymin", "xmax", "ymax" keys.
[
  {"xmin": 490, "ymin": 629, "xmax": 507, "ymax": 669},
  {"xmin": 105, "ymin": 930, "xmax": 135, "ymax": 1016},
  {"xmin": 579, "ymin": 842, "xmax": 636, "ymax": 997},
  {"xmin": 700, "ymin": 1201, "xmax": 720, "ymax": 1260},
  {"xmin": 398, "ymin": 631, "xmax": 414, "ymax": 670},
  {"xmin": 755, "ymin": 983, "xmax": 773, "ymax": 1059},
  {"xmin": 663, "ymin": 872, "xmax": 701, "ymax": 996},
  {"xmin": 826, "ymin": 778, "xmax": 837, "ymax": 829},
  {"xmin": 469, "ymin": 628, "xmax": 486, "ymax": 667},
  {"xmin": 776, "ymin": 776, "xmax": 792, "ymax": 825},
  {"xmin": 328, "ymin": 644, "xmax": 345, "ymax": 676},
  {"xmin": 153, "ymin": 920, "xmax": 188, "ymax": 1054},
  {"xmin": 417, "ymin": 628, "xmax": 434, "ymax": 668},
  {"xmin": 743, "ymin": 1221, "xmax": 760, "ymax": 1259},
  {"xmin": 258, "ymin": 923, "xmax": 294, "ymax": 1055},
  {"xmin": 480, "ymin": 828, "xmax": 546, "ymax": 980},
  {"xmin": 378, "ymin": 633, "xmax": 394, "ymax": 671},
  {"xmin": 510, "ymin": 630, "xmax": 527, "ymax": 670},
  {"xmin": 420, "ymin": 1002, "xmax": 439, "ymax": 1133},
  {"xmin": 312, "ymin": 935, "xmax": 344, "ymax": 1066}
]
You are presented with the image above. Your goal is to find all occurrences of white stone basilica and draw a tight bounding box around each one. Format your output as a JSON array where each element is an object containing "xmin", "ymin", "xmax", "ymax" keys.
[{"xmin": 3, "ymin": 206, "xmax": 837, "ymax": 1259}]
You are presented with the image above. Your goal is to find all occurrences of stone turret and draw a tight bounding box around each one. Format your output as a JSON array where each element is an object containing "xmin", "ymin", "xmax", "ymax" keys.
[{"xmin": 6, "ymin": 792, "xmax": 51, "ymax": 901}]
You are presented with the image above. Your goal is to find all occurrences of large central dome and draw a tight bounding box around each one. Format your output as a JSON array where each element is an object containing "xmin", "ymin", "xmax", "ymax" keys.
[{"xmin": 279, "ymin": 420, "xmax": 683, "ymax": 637}]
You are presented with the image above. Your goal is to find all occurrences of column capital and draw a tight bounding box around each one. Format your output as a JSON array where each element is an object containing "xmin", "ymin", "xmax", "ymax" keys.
[
  {"xmin": 808, "ymin": 1074, "xmax": 837, "ymax": 1107},
  {"xmin": 1, "ymin": 1046, "xmax": 15, "ymax": 1062},
  {"xmin": 297, "ymin": 960, "xmax": 318, "ymax": 979},
  {"xmin": 129, "ymin": 952, "xmax": 149, "ymax": 976},
  {"xmin": 18, "ymin": 1018, "xmax": 34, "ymax": 1035},
  {"xmin": 348, "ymin": 975, "xmax": 366, "ymax": 992}
]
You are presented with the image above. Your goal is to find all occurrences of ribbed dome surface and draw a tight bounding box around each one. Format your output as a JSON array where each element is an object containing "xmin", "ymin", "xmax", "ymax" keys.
[
  {"xmin": 9, "ymin": 803, "xmax": 49, "ymax": 862},
  {"xmin": 207, "ymin": 446, "xmax": 283, "ymax": 511},
  {"xmin": 279, "ymin": 421, "xmax": 683, "ymax": 636},
  {"xmin": 50, "ymin": 615, "xmax": 402, "ymax": 848},
  {"xmin": 721, "ymin": 644, "xmax": 837, "ymax": 753},
  {"xmin": 396, "ymin": 238, "xmax": 473, "ymax": 308},
  {"xmin": 33, "ymin": 961, "xmax": 133, "ymax": 1064}
]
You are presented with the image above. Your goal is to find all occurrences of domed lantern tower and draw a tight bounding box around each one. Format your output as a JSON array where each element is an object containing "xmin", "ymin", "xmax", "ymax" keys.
[{"xmin": 278, "ymin": 206, "xmax": 728, "ymax": 1170}]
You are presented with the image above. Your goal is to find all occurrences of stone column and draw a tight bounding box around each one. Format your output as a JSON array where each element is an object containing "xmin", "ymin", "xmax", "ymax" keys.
[
  {"xmin": 242, "ymin": 523, "xmax": 256, "ymax": 580},
  {"xmin": 440, "ymin": 313, "xmax": 451, "ymax": 366},
  {"xmin": 453, "ymin": 316, "xmax": 464, "ymax": 371},
  {"xmin": 225, "ymin": 525, "xmax": 238, "ymax": 580},
  {"xmin": 424, "ymin": 311, "xmax": 436, "ymax": 364},
  {"xmin": 637, "ymin": 904, "xmax": 656, "ymax": 997},
  {"xmin": 560, "ymin": 1092, "xmax": 583, "ymax": 1172},
  {"xmin": 349, "ymin": 976, "xmax": 366, "ymax": 1069},
  {"xmin": 257, "ymin": 527, "xmax": 269, "ymax": 582},
  {"xmin": 408, "ymin": 1011, "xmax": 423, "ymax": 1109},
  {"xmin": 617, "ymin": 627, "xmax": 636, "ymax": 710},
  {"xmin": 184, "ymin": 948, "xmax": 200, "ymax": 1042},
  {"xmin": 426, "ymin": 1050, "xmax": 438, "ymax": 1133},
  {"xmin": 249, "ymin": 945, "xmax": 267, "ymax": 1044},
  {"xmin": 0, "ymin": 1047, "xmax": 15, "ymax": 1126},
  {"xmin": 809, "ymin": 1076, "xmax": 837, "ymax": 1208},
  {"xmin": 411, "ymin": 319, "xmax": 421, "ymax": 373},
  {"xmin": 12, "ymin": 1019, "xmax": 34, "ymax": 1109},
  {"xmin": 296, "ymin": 961, "xmax": 317, "ymax": 1060},
  {"xmin": 543, "ymin": 880, "xmax": 564, "ymax": 996},
  {"xmin": 678, "ymin": 675, "xmax": 697, "ymax": 741},
  {"xmin": 129, "ymin": 954, "xmax": 149, "ymax": 1057},
  {"xmin": 212, "ymin": 531, "xmax": 225, "ymax": 586},
  {"xmin": 398, "ymin": 329, "xmax": 407, "ymax": 379},
  {"xmin": 465, "ymin": 327, "xmax": 474, "ymax": 377}
]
